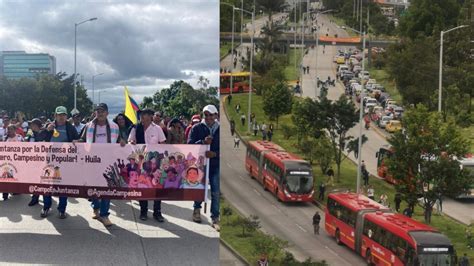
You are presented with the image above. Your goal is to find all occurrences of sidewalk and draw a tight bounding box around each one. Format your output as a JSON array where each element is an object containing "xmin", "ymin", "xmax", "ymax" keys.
[{"xmin": 0, "ymin": 195, "xmax": 219, "ymax": 265}]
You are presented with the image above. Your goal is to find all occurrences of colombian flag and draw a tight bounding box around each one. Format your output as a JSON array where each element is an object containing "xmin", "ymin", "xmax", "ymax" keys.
[{"xmin": 124, "ymin": 86, "xmax": 139, "ymax": 124}]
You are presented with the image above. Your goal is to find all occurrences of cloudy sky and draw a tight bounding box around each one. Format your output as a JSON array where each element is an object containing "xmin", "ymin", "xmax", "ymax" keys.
[{"xmin": 0, "ymin": 0, "xmax": 219, "ymax": 115}]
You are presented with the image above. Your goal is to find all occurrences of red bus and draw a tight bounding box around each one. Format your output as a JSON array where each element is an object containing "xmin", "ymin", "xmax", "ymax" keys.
[
  {"xmin": 245, "ymin": 141, "xmax": 314, "ymax": 202},
  {"xmin": 219, "ymin": 72, "xmax": 250, "ymax": 94},
  {"xmin": 326, "ymin": 192, "xmax": 456, "ymax": 266}
]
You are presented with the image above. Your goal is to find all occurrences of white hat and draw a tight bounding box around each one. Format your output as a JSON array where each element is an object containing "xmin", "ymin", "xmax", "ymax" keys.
[{"xmin": 202, "ymin": 105, "xmax": 218, "ymax": 114}]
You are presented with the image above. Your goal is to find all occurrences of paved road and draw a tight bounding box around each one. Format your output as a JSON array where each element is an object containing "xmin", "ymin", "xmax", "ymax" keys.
[
  {"xmin": 220, "ymin": 242, "xmax": 248, "ymax": 266},
  {"xmin": 219, "ymin": 103, "xmax": 365, "ymax": 265},
  {"xmin": 0, "ymin": 195, "xmax": 218, "ymax": 265},
  {"xmin": 301, "ymin": 13, "xmax": 474, "ymax": 225}
]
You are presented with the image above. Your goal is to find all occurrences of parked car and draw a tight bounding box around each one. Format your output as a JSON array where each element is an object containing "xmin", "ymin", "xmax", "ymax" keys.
[
  {"xmin": 378, "ymin": 116, "xmax": 392, "ymax": 128},
  {"xmin": 386, "ymin": 120, "xmax": 402, "ymax": 133}
]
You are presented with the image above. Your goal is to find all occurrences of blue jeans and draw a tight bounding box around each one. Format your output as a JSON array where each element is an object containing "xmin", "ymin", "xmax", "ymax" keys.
[
  {"xmin": 194, "ymin": 167, "xmax": 220, "ymax": 220},
  {"xmin": 91, "ymin": 199, "xmax": 110, "ymax": 217},
  {"xmin": 43, "ymin": 196, "xmax": 68, "ymax": 213}
]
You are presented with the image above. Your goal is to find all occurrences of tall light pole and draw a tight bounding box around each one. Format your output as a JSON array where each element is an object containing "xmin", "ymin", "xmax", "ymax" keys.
[
  {"xmin": 236, "ymin": 7, "xmax": 254, "ymax": 133},
  {"xmin": 241, "ymin": 0, "xmax": 244, "ymax": 47},
  {"xmin": 222, "ymin": 3, "xmax": 237, "ymax": 95},
  {"xmin": 438, "ymin": 25, "xmax": 468, "ymax": 112},
  {"xmin": 359, "ymin": 0, "xmax": 363, "ymax": 37},
  {"xmin": 356, "ymin": 31, "xmax": 366, "ymax": 194},
  {"xmin": 92, "ymin": 73, "xmax": 104, "ymax": 104},
  {"xmin": 73, "ymin": 17, "xmax": 98, "ymax": 114},
  {"xmin": 346, "ymin": 25, "xmax": 365, "ymax": 194},
  {"xmin": 294, "ymin": 0, "xmax": 297, "ymax": 71}
]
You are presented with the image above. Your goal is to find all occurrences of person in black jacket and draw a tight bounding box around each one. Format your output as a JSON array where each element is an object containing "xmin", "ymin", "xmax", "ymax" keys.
[
  {"xmin": 26, "ymin": 118, "xmax": 49, "ymax": 206},
  {"xmin": 41, "ymin": 106, "xmax": 79, "ymax": 219},
  {"xmin": 188, "ymin": 105, "xmax": 220, "ymax": 231},
  {"xmin": 313, "ymin": 211, "xmax": 321, "ymax": 235}
]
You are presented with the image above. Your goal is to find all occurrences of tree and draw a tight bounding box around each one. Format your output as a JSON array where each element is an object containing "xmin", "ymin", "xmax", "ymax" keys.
[
  {"xmin": 232, "ymin": 214, "xmax": 261, "ymax": 237},
  {"xmin": 0, "ymin": 73, "xmax": 92, "ymax": 119},
  {"xmin": 256, "ymin": 0, "xmax": 287, "ymax": 31},
  {"xmin": 222, "ymin": 206, "xmax": 233, "ymax": 225},
  {"xmin": 346, "ymin": 135, "xmax": 368, "ymax": 159},
  {"xmin": 140, "ymin": 80, "xmax": 218, "ymax": 118},
  {"xmin": 251, "ymin": 235, "xmax": 288, "ymax": 263},
  {"xmin": 386, "ymin": 105, "xmax": 472, "ymax": 223},
  {"xmin": 262, "ymin": 82, "xmax": 292, "ymax": 128},
  {"xmin": 386, "ymin": 37, "xmax": 438, "ymax": 108},
  {"xmin": 398, "ymin": 0, "xmax": 461, "ymax": 40},
  {"xmin": 313, "ymin": 135, "xmax": 335, "ymax": 175},
  {"xmin": 325, "ymin": 95, "xmax": 359, "ymax": 181}
]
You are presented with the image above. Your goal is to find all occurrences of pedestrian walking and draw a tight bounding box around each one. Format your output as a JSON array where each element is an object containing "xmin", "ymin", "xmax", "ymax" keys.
[
  {"xmin": 41, "ymin": 106, "xmax": 80, "ymax": 219},
  {"xmin": 234, "ymin": 137, "xmax": 240, "ymax": 148},
  {"xmin": 267, "ymin": 128, "xmax": 273, "ymax": 142},
  {"xmin": 459, "ymin": 253, "xmax": 470, "ymax": 266},
  {"xmin": 257, "ymin": 254, "xmax": 269, "ymax": 266},
  {"xmin": 235, "ymin": 103, "xmax": 240, "ymax": 113},
  {"xmin": 261, "ymin": 122, "xmax": 267, "ymax": 140},
  {"xmin": 361, "ymin": 160, "xmax": 369, "ymax": 185},
  {"xmin": 188, "ymin": 105, "xmax": 221, "ymax": 231},
  {"xmin": 252, "ymin": 121, "xmax": 259, "ymax": 137},
  {"xmin": 326, "ymin": 167, "xmax": 334, "ymax": 186},
  {"xmin": 306, "ymin": 65, "xmax": 310, "ymax": 73},
  {"xmin": 227, "ymin": 94, "xmax": 232, "ymax": 105},
  {"xmin": 250, "ymin": 113, "xmax": 255, "ymax": 123},
  {"xmin": 313, "ymin": 211, "xmax": 321, "ymax": 235},
  {"xmin": 303, "ymin": 66, "xmax": 307, "ymax": 74},
  {"xmin": 230, "ymin": 118, "xmax": 236, "ymax": 136},
  {"xmin": 318, "ymin": 182, "xmax": 326, "ymax": 200},
  {"xmin": 436, "ymin": 192, "xmax": 443, "ymax": 214},
  {"xmin": 367, "ymin": 185, "xmax": 375, "ymax": 200},
  {"xmin": 394, "ymin": 192, "xmax": 402, "ymax": 212},
  {"xmin": 403, "ymin": 206, "xmax": 413, "ymax": 218},
  {"xmin": 240, "ymin": 114, "xmax": 246, "ymax": 126},
  {"xmin": 78, "ymin": 103, "xmax": 123, "ymax": 227},
  {"xmin": 128, "ymin": 108, "xmax": 167, "ymax": 223},
  {"xmin": 379, "ymin": 193, "xmax": 388, "ymax": 206}
]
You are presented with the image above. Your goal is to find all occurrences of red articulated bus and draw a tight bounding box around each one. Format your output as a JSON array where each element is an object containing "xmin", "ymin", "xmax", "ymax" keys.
[
  {"xmin": 326, "ymin": 192, "xmax": 456, "ymax": 266},
  {"xmin": 219, "ymin": 72, "xmax": 251, "ymax": 94},
  {"xmin": 245, "ymin": 141, "xmax": 314, "ymax": 202}
]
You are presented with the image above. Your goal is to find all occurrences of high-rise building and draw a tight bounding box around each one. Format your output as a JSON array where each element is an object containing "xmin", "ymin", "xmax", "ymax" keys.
[{"xmin": 0, "ymin": 51, "xmax": 56, "ymax": 79}]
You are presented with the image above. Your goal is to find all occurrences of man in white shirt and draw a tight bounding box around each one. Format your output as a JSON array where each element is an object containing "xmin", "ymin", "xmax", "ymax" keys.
[{"xmin": 128, "ymin": 108, "xmax": 167, "ymax": 222}]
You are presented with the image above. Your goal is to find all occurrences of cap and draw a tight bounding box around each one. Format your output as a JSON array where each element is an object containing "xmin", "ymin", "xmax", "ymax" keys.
[
  {"xmin": 55, "ymin": 106, "xmax": 67, "ymax": 115},
  {"xmin": 140, "ymin": 108, "xmax": 155, "ymax": 116},
  {"xmin": 202, "ymin": 105, "xmax": 218, "ymax": 114},
  {"xmin": 29, "ymin": 118, "xmax": 43, "ymax": 126},
  {"xmin": 191, "ymin": 114, "xmax": 201, "ymax": 123},
  {"xmin": 71, "ymin": 109, "xmax": 80, "ymax": 116},
  {"xmin": 94, "ymin": 103, "xmax": 108, "ymax": 112}
]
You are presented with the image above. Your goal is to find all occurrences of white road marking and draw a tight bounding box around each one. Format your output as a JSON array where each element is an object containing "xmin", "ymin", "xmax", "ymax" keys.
[
  {"xmin": 238, "ymin": 175, "xmax": 244, "ymax": 180},
  {"xmin": 226, "ymin": 163, "xmax": 233, "ymax": 169},
  {"xmin": 272, "ymin": 204, "xmax": 282, "ymax": 213},
  {"xmin": 325, "ymin": 246, "xmax": 341, "ymax": 257},
  {"xmin": 253, "ymin": 189, "xmax": 261, "ymax": 196},
  {"xmin": 296, "ymin": 223, "xmax": 307, "ymax": 233}
]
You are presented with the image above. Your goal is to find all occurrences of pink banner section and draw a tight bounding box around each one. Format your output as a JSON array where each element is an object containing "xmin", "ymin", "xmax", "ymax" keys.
[{"xmin": 0, "ymin": 142, "xmax": 209, "ymax": 200}]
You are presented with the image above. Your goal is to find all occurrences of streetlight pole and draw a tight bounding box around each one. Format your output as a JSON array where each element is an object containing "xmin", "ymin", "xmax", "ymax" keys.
[
  {"xmin": 359, "ymin": 0, "xmax": 363, "ymax": 38},
  {"xmin": 241, "ymin": 0, "xmax": 244, "ymax": 47},
  {"xmin": 294, "ymin": 0, "xmax": 297, "ymax": 71},
  {"xmin": 92, "ymin": 73, "xmax": 104, "ymax": 105},
  {"xmin": 236, "ymin": 7, "xmax": 254, "ymax": 133},
  {"xmin": 73, "ymin": 17, "xmax": 98, "ymax": 113},
  {"xmin": 356, "ymin": 31, "xmax": 366, "ymax": 194},
  {"xmin": 438, "ymin": 25, "xmax": 468, "ymax": 112}
]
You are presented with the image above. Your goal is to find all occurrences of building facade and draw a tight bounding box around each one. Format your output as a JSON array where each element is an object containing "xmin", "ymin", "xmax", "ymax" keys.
[{"xmin": 0, "ymin": 51, "xmax": 56, "ymax": 79}]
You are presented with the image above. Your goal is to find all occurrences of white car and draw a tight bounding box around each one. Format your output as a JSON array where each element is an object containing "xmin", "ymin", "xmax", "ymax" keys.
[
  {"xmin": 378, "ymin": 116, "xmax": 392, "ymax": 129},
  {"xmin": 359, "ymin": 71, "xmax": 370, "ymax": 79}
]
